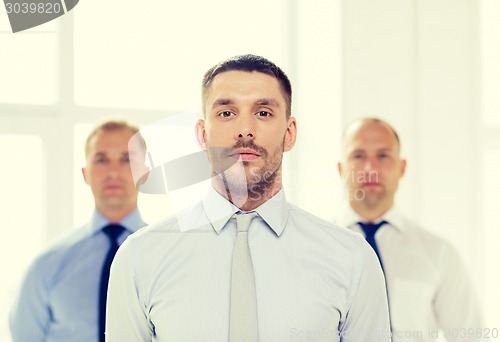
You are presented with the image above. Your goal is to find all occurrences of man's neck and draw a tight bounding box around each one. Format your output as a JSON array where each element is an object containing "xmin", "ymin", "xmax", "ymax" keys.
[
  {"xmin": 97, "ymin": 205, "xmax": 137, "ymax": 224},
  {"xmin": 212, "ymin": 180, "xmax": 282, "ymax": 211},
  {"xmin": 350, "ymin": 201, "xmax": 393, "ymax": 223}
]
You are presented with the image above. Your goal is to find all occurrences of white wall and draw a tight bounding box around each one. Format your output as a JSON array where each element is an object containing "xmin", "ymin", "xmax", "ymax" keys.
[{"xmin": 337, "ymin": 0, "xmax": 480, "ymax": 267}]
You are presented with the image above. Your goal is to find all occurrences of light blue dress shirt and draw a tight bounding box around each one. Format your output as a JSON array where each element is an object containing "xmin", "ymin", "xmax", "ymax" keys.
[
  {"xmin": 106, "ymin": 188, "xmax": 391, "ymax": 342},
  {"xmin": 9, "ymin": 209, "xmax": 146, "ymax": 342}
]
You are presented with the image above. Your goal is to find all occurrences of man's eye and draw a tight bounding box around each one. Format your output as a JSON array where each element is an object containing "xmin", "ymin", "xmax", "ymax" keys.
[
  {"xmin": 219, "ymin": 111, "xmax": 234, "ymax": 118},
  {"xmin": 257, "ymin": 111, "xmax": 271, "ymax": 117},
  {"xmin": 95, "ymin": 157, "xmax": 107, "ymax": 164}
]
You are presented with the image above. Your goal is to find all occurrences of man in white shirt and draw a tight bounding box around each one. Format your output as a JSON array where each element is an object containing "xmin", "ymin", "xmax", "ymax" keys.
[
  {"xmin": 336, "ymin": 117, "xmax": 484, "ymax": 341},
  {"xmin": 105, "ymin": 55, "xmax": 391, "ymax": 342}
]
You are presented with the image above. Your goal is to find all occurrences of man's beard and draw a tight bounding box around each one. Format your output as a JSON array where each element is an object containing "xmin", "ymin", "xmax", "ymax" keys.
[
  {"xmin": 357, "ymin": 187, "xmax": 386, "ymax": 209},
  {"xmin": 206, "ymin": 138, "xmax": 285, "ymax": 205}
]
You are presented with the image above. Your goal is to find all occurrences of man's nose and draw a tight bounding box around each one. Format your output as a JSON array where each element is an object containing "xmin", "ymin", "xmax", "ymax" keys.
[
  {"xmin": 234, "ymin": 114, "xmax": 256, "ymax": 140},
  {"xmin": 364, "ymin": 157, "xmax": 378, "ymax": 171},
  {"xmin": 107, "ymin": 161, "xmax": 122, "ymax": 176},
  {"xmin": 363, "ymin": 158, "xmax": 380, "ymax": 182}
]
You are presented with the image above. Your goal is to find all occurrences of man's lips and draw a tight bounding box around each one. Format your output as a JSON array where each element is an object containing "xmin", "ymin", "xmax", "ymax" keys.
[
  {"xmin": 362, "ymin": 182, "xmax": 381, "ymax": 187},
  {"xmin": 104, "ymin": 184, "xmax": 124, "ymax": 190},
  {"xmin": 229, "ymin": 149, "xmax": 260, "ymax": 161}
]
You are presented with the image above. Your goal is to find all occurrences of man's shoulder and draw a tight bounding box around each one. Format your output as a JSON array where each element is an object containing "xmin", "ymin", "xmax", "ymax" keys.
[
  {"xmin": 288, "ymin": 203, "xmax": 367, "ymax": 246},
  {"xmin": 127, "ymin": 215, "xmax": 181, "ymax": 240},
  {"xmin": 401, "ymin": 215, "xmax": 439, "ymax": 238},
  {"xmin": 399, "ymin": 216, "xmax": 459, "ymax": 254},
  {"xmin": 25, "ymin": 224, "xmax": 93, "ymax": 276},
  {"xmin": 126, "ymin": 201, "xmax": 207, "ymax": 242},
  {"xmin": 288, "ymin": 204, "xmax": 382, "ymax": 280}
]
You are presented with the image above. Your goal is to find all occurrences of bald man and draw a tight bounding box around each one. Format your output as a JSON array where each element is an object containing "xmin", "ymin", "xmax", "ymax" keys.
[{"xmin": 337, "ymin": 118, "xmax": 484, "ymax": 342}]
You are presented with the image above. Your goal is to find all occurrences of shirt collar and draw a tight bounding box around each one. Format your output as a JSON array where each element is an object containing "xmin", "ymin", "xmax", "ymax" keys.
[
  {"xmin": 203, "ymin": 186, "xmax": 289, "ymax": 237},
  {"xmin": 88, "ymin": 208, "xmax": 147, "ymax": 234},
  {"xmin": 336, "ymin": 204, "xmax": 405, "ymax": 232}
]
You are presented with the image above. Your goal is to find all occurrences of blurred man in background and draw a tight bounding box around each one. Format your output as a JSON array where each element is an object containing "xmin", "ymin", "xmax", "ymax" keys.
[
  {"xmin": 337, "ymin": 117, "xmax": 483, "ymax": 341},
  {"xmin": 10, "ymin": 119, "xmax": 148, "ymax": 342}
]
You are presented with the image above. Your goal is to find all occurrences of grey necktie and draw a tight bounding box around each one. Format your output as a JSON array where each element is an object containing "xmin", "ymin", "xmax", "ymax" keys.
[{"xmin": 229, "ymin": 211, "xmax": 259, "ymax": 342}]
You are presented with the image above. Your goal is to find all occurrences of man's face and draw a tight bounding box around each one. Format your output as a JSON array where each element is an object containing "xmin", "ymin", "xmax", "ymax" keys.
[
  {"xmin": 82, "ymin": 129, "xmax": 147, "ymax": 215},
  {"xmin": 197, "ymin": 70, "xmax": 296, "ymax": 199},
  {"xmin": 339, "ymin": 121, "xmax": 406, "ymax": 211}
]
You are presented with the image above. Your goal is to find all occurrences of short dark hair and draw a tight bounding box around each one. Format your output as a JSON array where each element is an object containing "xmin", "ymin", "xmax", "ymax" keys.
[{"xmin": 201, "ymin": 54, "xmax": 292, "ymax": 118}]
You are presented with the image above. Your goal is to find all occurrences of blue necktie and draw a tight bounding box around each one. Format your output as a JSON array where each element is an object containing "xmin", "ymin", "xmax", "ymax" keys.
[
  {"xmin": 358, "ymin": 220, "xmax": 387, "ymax": 271},
  {"xmin": 99, "ymin": 224, "xmax": 125, "ymax": 342}
]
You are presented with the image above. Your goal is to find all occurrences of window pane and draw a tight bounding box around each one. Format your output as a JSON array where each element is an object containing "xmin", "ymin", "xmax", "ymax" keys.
[
  {"xmin": 137, "ymin": 113, "xmax": 203, "ymax": 225},
  {"xmin": 74, "ymin": 0, "xmax": 285, "ymax": 111},
  {"xmin": 0, "ymin": 14, "xmax": 58, "ymax": 105},
  {"xmin": 0, "ymin": 135, "xmax": 44, "ymax": 342},
  {"xmin": 480, "ymin": 0, "xmax": 500, "ymax": 126},
  {"xmin": 481, "ymin": 149, "xmax": 500, "ymax": 326}
]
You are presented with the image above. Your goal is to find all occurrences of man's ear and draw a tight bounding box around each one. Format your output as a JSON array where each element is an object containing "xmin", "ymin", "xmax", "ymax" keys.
[
  {"xmin": 134, "ymin": 166, "xmax": 151, "ymax": 190},
  {"xmin": 136, "ymin": 163, "xmax": 151, "ymax": 186},
  {"xmin": 195, "ymin": 119, "xmax": 207, "ymax": 150},
  {"xmin": 82, "ymin": 167, "xmax": 89, "ymax": 184},
  {"xmin": 283, "ymin": 117, "xmax": 297, "ymax": 152},
  {"xmin": 400, "ymin": 159, "xmax": 407, "ymax": 177},
  {"xmin": 337, "ymin": 162, "xmax": 343, "ymax": 177}
]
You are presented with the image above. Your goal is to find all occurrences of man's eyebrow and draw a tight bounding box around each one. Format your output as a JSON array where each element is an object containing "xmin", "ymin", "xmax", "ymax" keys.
[
  {"xmin": 211, "ymin": 98, "xmax": 281, "ymax": 108},
  {"xmin": 211, "ymin": 98, "xmax": 234, "ymax": 108},
  {"xmin": 348, "ymin": 149, "xmax": 365, "ymax": 155},
  {"xmin": 347, "ymin": 147, "xmax": 394, "ymax": 155},
  {"xmin": 255, "ymin": 98, "xmax": 280, "ymax": 107}
]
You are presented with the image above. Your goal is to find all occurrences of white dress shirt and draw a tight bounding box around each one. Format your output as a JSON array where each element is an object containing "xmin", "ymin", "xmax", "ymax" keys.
[
  {"xmin": 336, "ymin": 206, "xmax": 484, "ymax": 342},
  {"xmin": 106, "ymin": 188, "xmax": 391, "ymax": 342}
]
